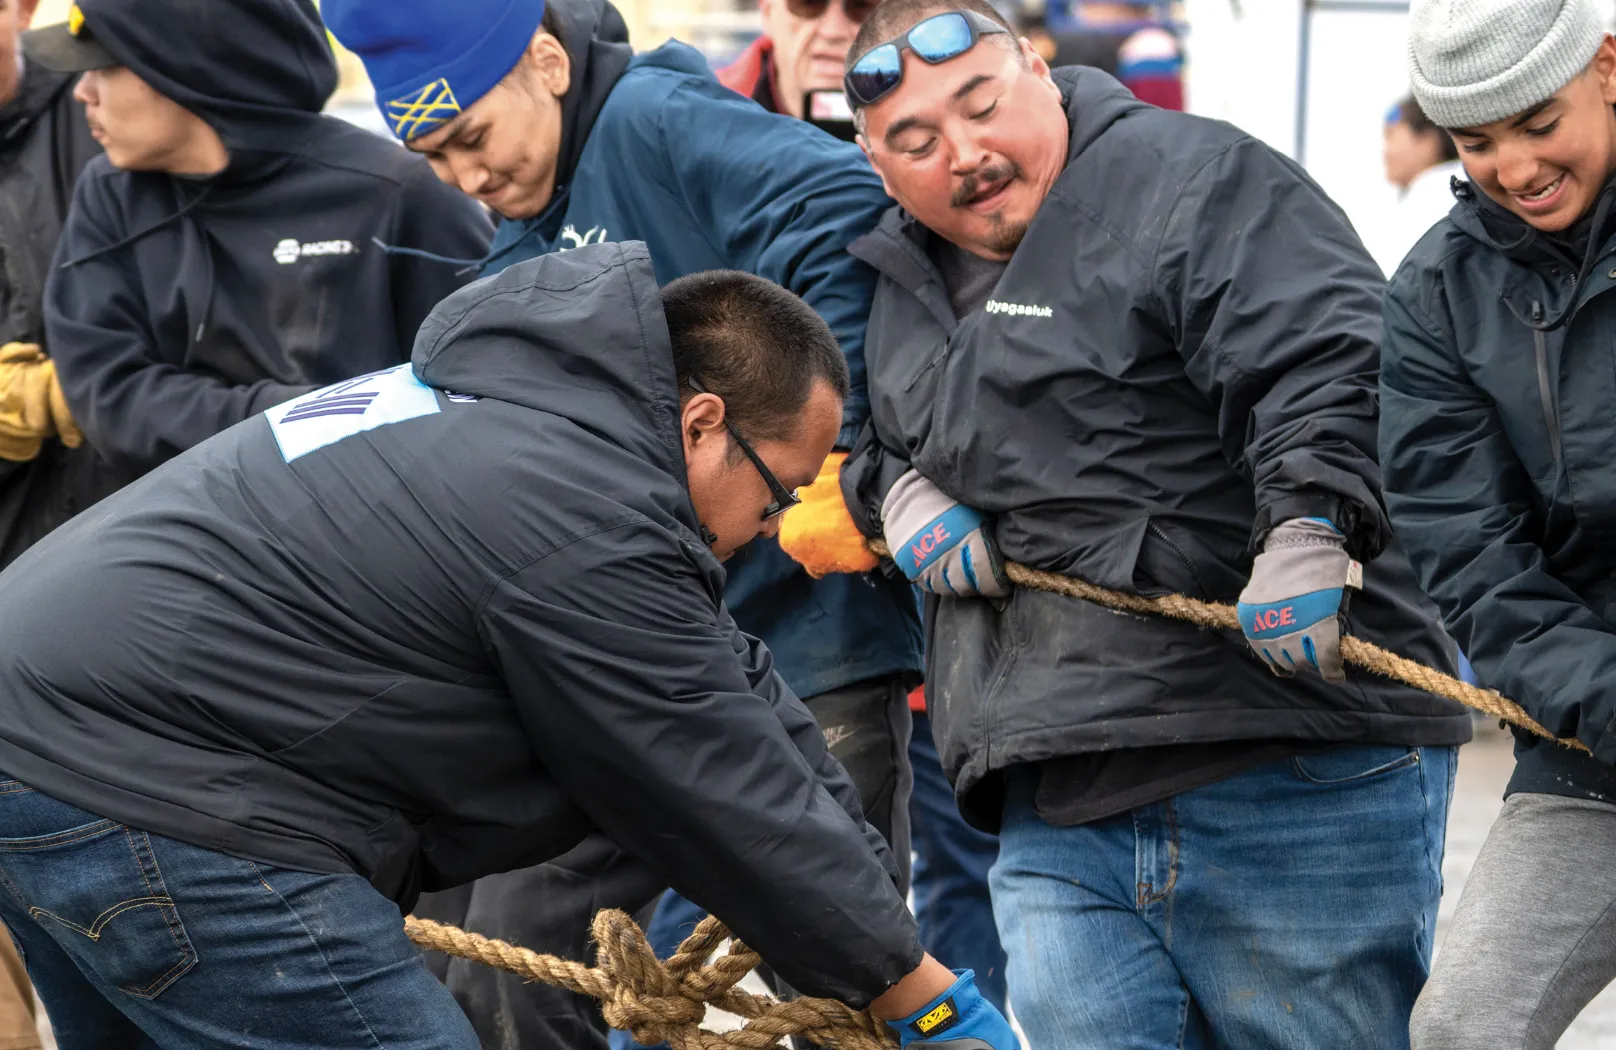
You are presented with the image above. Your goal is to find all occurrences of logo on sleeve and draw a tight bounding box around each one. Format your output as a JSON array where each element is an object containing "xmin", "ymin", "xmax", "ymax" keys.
[{"xmin": 912, "ymin": 999, "xmax": 960, "ymax": 1037}]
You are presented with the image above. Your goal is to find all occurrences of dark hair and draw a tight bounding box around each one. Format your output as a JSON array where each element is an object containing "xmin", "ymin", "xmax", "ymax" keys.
[
  {"xmin": 846, "ymin": 0, "xmax": 1020, "ymax": 111},
  {"xmin": 1396, "ymin": 94, "xmax": 1459, "ymax": 163},
  {"xmin": 662, "ymin": 271, "xmax": 849, "ymax": 442}
]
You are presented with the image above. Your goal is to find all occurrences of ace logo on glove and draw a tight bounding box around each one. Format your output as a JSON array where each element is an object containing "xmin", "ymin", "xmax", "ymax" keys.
[
  {"xmin": 1250, "ymin": 606, "xmax": 1297, "ymax": 631},
  {"xmin": 907, "ymin": 521, "xmax": 954, "ymax": 569},
  {"xmin": 881, "ymin": 470, "xmax": 1011, "ymax": 598}
]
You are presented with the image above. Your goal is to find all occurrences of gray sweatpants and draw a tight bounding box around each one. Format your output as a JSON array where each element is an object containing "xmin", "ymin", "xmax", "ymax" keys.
[{"xmin": 1411, "ymin": 792, "xmax": 1616, "ymax": 1049}]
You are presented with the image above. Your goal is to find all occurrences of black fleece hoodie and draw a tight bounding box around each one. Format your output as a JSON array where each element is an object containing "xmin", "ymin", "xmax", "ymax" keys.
[{"xmin": 42, "ymin": 0, "xmax": 491, "ymax": 479}]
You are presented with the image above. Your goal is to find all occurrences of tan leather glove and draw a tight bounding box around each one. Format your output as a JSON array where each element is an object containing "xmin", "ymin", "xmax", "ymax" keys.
[{"xmin": 0, "ymin": 342, "xmax": 83, "ymax": 462}]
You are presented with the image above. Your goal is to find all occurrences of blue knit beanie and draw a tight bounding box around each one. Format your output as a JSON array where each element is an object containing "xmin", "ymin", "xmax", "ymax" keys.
[{"xmin": 324, "ymin": 0, "xmax": 547, "ymax": 142}]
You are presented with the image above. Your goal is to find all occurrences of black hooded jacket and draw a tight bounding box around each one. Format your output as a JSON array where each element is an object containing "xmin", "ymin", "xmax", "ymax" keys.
[
  {"xmin": 0, "ymin": 49, "xmax": 103, "ymax": 566},
  {"xmin": 845, "ymin": 68, "xmax": 1470, "ymax": 828},
  {"xmin": 1382, "ymin": 173, "xmax": 1616, "ymax": 805},
  {"xmin": 0, "ymin": 242, "xmax": 923, "ymax": 1005},
  {"xmin": 42, "ymin": 0, "xmax": 491, "ymax": 485}
]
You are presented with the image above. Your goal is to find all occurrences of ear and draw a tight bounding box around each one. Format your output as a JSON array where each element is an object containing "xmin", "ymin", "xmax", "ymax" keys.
[
  {"xmin": 1023, "ymin": 38, "xmax": 1057, "ymax": 89},
  {"xmin": 680, "ymin": 392, "xmax": 728, "ymax": 453},
  {"xmin": 528, "ymin": 28, "xmax": 573, "ymax": 99},
  {"xmin": 1597, "ymin": 35, "xmax": 1616, "ymax": 106}
]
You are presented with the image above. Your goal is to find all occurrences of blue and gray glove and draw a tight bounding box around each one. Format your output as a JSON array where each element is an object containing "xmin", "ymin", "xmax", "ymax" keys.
[
  {"xmin": 881, "ymin": 470, "xmax": 1011, "ymax": 598},
  {"xmin": 893, "ymin": 970, "xmax": 1019, "ymax": 1049},
  {"xmin": 1236, "ymin": 517, "xmax": 1362, "ymax": 683}
]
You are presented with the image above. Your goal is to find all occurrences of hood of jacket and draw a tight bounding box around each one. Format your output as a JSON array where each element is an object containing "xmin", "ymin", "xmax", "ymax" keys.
[
  {"xmin": 80, "ymin": 0, "xmax": 337, "ymax": 163},
  {"xmin": 550, "ymin": 0, "xmax": 633, "ymax": 194},
  {"xmin": 1059, "ymin": 64, "xmax": 1147, "ymax": 161},
  {"xmin": 413, "ymin": 239, "xmax": 688, "ymax": 499}
]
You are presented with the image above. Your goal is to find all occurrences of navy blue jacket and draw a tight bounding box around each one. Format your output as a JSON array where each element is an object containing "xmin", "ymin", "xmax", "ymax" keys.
[
  {"xmin": 1382, "ymin": 178, "xmax": 1616, "ymax": 804},
  {"xmin": 43, "ymin": 0, "xmax": 491, "ymax": 480},
  {"xmin": 479, "ymin": 16, "xmax": 921, "ymax": 699},
  {"xmin": 0, "ymin": 243, "xmax": 922, "ymax": 1004}
]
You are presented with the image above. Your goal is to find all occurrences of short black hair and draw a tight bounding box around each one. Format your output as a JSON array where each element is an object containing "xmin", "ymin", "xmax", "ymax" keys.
[
  {"xmin": 1396, "ymin": 94, "xmax": 1459, "ymax": 163},
  {"xmin": 662, "ymin": 271, "xmax": 849, "ymax": 443},
  {"xmin": 846, "ymin": 0, "xmax": 1019, "ymax": 112}
]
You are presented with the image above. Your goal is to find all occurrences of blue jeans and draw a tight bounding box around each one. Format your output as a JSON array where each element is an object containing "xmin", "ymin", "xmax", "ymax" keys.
[
  {"xmin": 909, "ymin": 712, "xmax": 1007, "ymax": 1011},
  {"xmin": 0, "ymin": 776, "xmax": 478, "ymax": 1050},
  {"xmin": 991, "ymin": 744, "xmax": 1456, "ymax": 1050}
]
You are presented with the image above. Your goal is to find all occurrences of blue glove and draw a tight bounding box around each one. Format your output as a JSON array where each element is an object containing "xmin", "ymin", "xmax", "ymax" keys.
[
  {"xmin": 880, "ymin": 470, "xmax": 1011, "ymax": 598},
  {"xmin": 894, "ymin": 970, "xmax": 1019, "ymax": 1049},
  {"xmin": 1236, "ymin": 517, "xmax": 1362, "ymax": 683}
]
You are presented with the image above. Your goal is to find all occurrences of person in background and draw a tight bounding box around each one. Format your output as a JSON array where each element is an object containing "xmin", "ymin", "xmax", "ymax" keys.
[
  {"xmin": 1035, "ymin": 1, "xmax": 1183, "ymax": 110},
  {"xmin": 26, "ymin": 0, "xmax": 490, "ymax": 519},
  {"xmin": 1381, "ymin": 0, "xmax": 1616, "ymax": 1044},
  {"xmin": 0, "ymin": 0, "xmax": 98, "ymax": 577},
  {"xmin": 836, "ymin": 1, "xmax": 1471, "ymax": 1046},
  {"xmin": 718, "ymin": 0, "xmax": 876, "ymax": 121},
  {"xmin": 325, "ymin": 0, "xmax": 925, "ymax": 1046},
  {"xmin": 1371, "ymin": 93, "xmax": 1464, "ymax": 277},
  {"xmin": 0, "ymin": 0, "xmax": 100, "ymax": 1038}
]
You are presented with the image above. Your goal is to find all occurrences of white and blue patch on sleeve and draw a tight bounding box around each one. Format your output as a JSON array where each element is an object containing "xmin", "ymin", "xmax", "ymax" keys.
[{"xmin": 267, "ymin": 364, "xmax": 441, "ymax": 463}]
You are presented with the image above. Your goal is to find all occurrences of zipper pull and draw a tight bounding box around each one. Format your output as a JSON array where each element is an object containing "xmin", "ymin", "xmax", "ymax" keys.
[{"xmin": 1532, "ymin": 301, "xmax": 1545, "ymax": 324}]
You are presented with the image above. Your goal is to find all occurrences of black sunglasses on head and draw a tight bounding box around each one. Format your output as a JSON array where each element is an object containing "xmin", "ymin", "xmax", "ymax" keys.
[
  {"xmin": 687, "ymin": 378, "xmax": 802, "ymax": 522},
  {"xmin": 844, "ymin": 10, "xmax": 1013, "ymax": 107}
]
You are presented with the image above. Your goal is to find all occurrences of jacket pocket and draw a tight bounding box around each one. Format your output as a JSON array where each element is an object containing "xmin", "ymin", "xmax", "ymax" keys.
[
  {"xmin": 0, "ymin": 787, "xmax": 196, "ymax": 999},
  {"xmin": 1290, "ymin": 745, "xmax": 1419, "ymax": 785}
]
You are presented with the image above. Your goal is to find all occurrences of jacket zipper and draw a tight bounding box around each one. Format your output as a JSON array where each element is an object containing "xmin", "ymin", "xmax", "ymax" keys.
[{"xmin": 1531, "ymin": 300, "xmax": 1565, "ymax": 480}]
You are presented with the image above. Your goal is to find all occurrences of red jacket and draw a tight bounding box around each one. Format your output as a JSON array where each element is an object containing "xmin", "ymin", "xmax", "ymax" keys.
[{"xmin": 718, "ymin": 36, "xmax": 781, "ymax": 113}]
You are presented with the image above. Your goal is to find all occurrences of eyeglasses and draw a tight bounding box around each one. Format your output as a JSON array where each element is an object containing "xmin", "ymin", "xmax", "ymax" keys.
[
  {"xmin": 844, "ymin": 10, "xmax": 1012, "ymax": 107},
  {"xmin": 786, "ymin": 0, "xmax": 879, "ymax": 23},
  {"xmin": 688, "ymin": 378, "xmax": 802, "ymax": 522}
]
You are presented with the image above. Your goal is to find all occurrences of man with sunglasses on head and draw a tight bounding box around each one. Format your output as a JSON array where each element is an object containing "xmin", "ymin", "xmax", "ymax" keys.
[
  {"xmin": 324, "ymin": 1, "xmax": 926, "ymax": 1046},
  {"xmin": 825, "ymin": 2, "xmax": 1474, "ymax": 1047}
]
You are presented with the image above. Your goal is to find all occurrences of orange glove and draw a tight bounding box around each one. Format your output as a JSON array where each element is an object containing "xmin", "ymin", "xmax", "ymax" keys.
[
  {"xmin": 0, "ymin": 343, "xmax": 81, "ymax": 462},
  {"xmin": 778, "ymin": 451, "xmax": 879, "ymax": 577}
]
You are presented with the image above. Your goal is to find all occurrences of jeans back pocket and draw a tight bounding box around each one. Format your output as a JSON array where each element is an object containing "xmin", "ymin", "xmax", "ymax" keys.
[{"xmin": 0, "ymin": 781, "xmax": 195, "ymax": 999}]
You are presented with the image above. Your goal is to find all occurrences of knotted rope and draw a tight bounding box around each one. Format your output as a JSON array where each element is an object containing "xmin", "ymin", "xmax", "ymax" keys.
[
  {"xmin": 405, "ymin": 911, "xmax": 898, "ymax": 1050},
  {"xmin": 407, "ymin": 538, "xmax": 1586, "ymax": 1046},
  {"xmin": 866, "ymin": 539, "xmax": 1586, "ymax": 753}
]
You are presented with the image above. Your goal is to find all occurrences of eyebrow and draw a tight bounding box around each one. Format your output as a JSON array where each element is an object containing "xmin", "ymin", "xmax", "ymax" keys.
[
  {"xmin": 1510, "ymin": 99, "xmax": 1556, "ymax": 128},
  {"xmin": 953, "ymin": 74, "xmax": 996, "ymax": 101},
  {"xmin": 406, "ymin": 113, "xmax": 473, "ymax": 153},
  {"xmin": 1452, "ymin": 99, "xmax": 1556, "ymax": 138}
]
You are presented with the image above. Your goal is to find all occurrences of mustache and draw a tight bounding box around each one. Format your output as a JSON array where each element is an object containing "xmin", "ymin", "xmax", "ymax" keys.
[{"xmin": 951, "ymin": 161, "xmax": 1023, "ymax": 207}]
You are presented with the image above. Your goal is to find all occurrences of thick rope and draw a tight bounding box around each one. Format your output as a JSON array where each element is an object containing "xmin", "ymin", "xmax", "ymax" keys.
[
  {"xmin": 406, "ymin": 536, "xmax": 1587, "ymax": 1042},
  {"xmin": 867, "ymin": 539, "xmax": 1586, "ymax": 753},
  {"xmin": 405, "ymin": 912, "xmax": 898, "ymax": 1050}
]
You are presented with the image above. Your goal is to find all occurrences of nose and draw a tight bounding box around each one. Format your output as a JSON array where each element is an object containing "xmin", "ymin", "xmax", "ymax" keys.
[
  {"xmin": 443, "ymin": 153, "xmax": 490, "ymax": 196},
  {"xmin": 1494, "ymin": 139, "xmax": 1546, "ymax": 194},
  {"xmin": 73, "ymin": 71, "xmax": 96, "ymax": 106},
  {"xmin": 817, "ymin": 2, "xmax": 860, "ymax": 42},
  {"xmin": 950, "ymin": 136, "xmax": 993, "ymax": 176}
]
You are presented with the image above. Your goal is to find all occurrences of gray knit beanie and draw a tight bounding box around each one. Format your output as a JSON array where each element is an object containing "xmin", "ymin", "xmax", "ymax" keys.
[{"xmin": 1409, "ymin": 0, "xmax": 1607, "ymax": 129}]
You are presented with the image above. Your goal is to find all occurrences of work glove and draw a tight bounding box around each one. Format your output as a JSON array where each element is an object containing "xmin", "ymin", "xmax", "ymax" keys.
[
  {"xmin": 0, "ymin": 342, "xmax": 81, "ymax": 462},
  {"xmin": 893, "ymin": 969, "xmax": 1019, "ymax": 1049},
  {"xmin": 778, "ymin": 451, "xmax": 879, "ymax": 576},
  {"xmin": 881, "ymin": 469, "xmax": 1010, "ymax": 598},
  {"xmin": 1236, "ymin": 517, "xmax": 1362, "ymax": 683}
]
